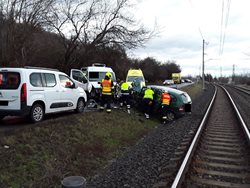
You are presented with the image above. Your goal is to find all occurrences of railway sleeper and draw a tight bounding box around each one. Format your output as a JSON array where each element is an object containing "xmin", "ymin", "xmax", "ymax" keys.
[
  {"xmin": 194, "ymin": 154, "xmax": 250, "ymax": 165},
  {"xmin": 185, "ymin": 175, "xmax": 250, "ymax": 188},
  {"xmin": 194, "ymin": 159, "xmax": 250, "ymax": 172}
]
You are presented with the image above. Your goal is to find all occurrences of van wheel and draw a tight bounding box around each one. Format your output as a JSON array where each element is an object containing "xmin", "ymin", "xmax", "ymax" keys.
[
  {"xmin": 30, "ymin": 104, "xmax": 44, "ymax": 123},
  {"xmin": 167, "ymin": 111, "xmax": 175, "ymax": 121},
  {"xmin": 75, "ymin": 98, "xmax": 85, "ymax": 113}
]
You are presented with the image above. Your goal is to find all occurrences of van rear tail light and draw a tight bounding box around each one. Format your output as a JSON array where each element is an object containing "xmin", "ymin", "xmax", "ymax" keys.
[{"xmin": 21, "ymin": 83, "xmax": 27, "ymax": 103}]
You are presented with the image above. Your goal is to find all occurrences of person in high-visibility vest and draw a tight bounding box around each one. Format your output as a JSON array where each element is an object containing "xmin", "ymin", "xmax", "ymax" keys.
[
  {"xmin": 142, "ymin": 87, "xmax": 154, "ymax": 119},
  {"xmin": 100, "ymin": 72, "xmax": 114, "ymax": 113},
  {"xmin": 161, "ymin": 91, "xmax": 171, "ymax": 122},
  {"xmin": 120, "ymin": 81, "xmax": 132, "ymax": 114}
]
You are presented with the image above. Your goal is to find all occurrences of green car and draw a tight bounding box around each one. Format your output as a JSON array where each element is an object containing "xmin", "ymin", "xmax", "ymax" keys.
[{"xmin": 138, "ymin": 85, "xmax": 192, "ymax": 121}]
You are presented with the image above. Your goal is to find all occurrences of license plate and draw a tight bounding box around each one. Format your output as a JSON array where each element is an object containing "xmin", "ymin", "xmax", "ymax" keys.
[{"xmin": 0, "ymin": 101, "xmax": 8, "ymax": 106}]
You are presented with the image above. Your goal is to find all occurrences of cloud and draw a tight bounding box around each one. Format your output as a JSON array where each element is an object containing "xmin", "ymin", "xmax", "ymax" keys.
[{"xmin": 131, "ymin": 0, "xmax": 250, "ymax": 77}]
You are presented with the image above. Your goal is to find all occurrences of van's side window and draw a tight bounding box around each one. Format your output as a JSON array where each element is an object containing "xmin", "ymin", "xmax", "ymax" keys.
[
  {"xmin": 44, "ymin": 73, "xmax": 56, "ymax": 87},
  {"xmin": 30, "ymin": 73, "xmax": 43, "ymax": 87},
  {"xmin": 59, "ymin": 75, "xmax": 74, "ymax": 88}
]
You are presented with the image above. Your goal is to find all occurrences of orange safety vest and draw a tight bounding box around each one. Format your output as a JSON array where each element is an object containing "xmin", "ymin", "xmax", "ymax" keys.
[
  {"xmin": 101, "ymin": 79, "xmax": 112, "ymax": 95},
  {"xmin": 162, "ymin": 93, "xmax": 171, "ymax": 105}
]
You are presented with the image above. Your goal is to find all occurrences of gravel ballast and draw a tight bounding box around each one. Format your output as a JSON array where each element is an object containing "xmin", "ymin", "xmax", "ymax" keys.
[
  {"xmin": 225, "ymin": 85, "xmax": 250, "ymax": 130},
  {"xmin": 87, "ymin": 84, "xmax": 215, "ymax": 187}
]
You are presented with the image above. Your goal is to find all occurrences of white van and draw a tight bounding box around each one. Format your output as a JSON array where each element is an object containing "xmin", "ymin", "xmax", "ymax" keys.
[
  {"xmin": 0, "ymin": 67, "xmax": 87, "ymax": 123},
  {"xmin": 81, "ymin": 64, "xmax": 116, "ymax": 97}
]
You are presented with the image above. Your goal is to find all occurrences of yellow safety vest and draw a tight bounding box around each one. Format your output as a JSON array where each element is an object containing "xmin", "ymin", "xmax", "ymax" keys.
[{"xmin": 143, "ymin": 89, "xmax": 154, "ymax": 100}]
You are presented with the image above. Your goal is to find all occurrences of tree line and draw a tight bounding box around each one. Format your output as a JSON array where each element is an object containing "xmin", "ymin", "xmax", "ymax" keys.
[{"xmin": 0, "ymin": 0, "xmax": 181, "ymax": 82}]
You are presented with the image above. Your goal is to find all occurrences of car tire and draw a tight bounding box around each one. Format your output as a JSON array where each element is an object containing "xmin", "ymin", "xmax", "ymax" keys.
[
  {"xmin": 167, "ymin": 111, "xmax": 175, "ymax": 121},
  {"xmin": 30, "ymin": 103, "xmax": 44, "ymax": 123},
  {"xmin": 75, "ymin": 98, "xmax": 85, "ymax": 113}
]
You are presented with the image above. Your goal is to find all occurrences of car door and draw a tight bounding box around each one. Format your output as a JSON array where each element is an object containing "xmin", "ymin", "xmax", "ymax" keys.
[
  {"xmin": 39, "ymin": 73, "xmax": 61, "ymax": 113},
  {"xmin": 58, "ymin": 74, "xmax": 78, "ymax": 110},
  {"xmin": 70, "ymin": 69, "xmax": 91, "ymax": 93}
]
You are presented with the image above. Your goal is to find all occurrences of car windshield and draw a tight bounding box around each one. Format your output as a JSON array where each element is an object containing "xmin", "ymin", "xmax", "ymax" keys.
[{"xmin": 127, "ymin": 76, "xmax": 144, "ymax": 82}]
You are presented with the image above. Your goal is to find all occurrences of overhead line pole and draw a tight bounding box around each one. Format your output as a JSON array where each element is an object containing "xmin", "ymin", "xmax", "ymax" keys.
[{"xmin": 202, "ymin": 39, "xmax": 205, "ymax": 90}]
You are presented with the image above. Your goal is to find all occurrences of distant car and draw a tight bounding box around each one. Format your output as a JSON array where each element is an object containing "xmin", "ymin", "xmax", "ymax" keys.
[
  {"xmin": 163, "ymin": 79, "xmax": 174, "ymax": 85},
  {"xmin": 137, "ymin": 85, "xmax": 192, "ymax": 121},
  {"xmin": 184, "ymin": 79, "xmax": 193, "ymax": 83}
]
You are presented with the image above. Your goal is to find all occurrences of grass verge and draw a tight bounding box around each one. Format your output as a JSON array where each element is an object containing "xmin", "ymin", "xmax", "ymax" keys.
[{"xmin": 0, "ymin": 109, "xmax": 157, "ymax": 187}]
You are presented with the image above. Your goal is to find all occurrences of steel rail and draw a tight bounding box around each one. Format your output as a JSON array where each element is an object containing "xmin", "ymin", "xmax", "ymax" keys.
[
  {"xmin": 170, "ymin": 86, "xmax": 217, "ymax": 188},
  {"xmin": 229, "ymin": 85, "xmax": 250, "ymax": 95},
  {"xmin": 171, "ymin": 84, "xmax": 250, "ymax": 188},
  {"xmin": 221, "ymin": 85, "xmax": 250, "ymax": 144}
]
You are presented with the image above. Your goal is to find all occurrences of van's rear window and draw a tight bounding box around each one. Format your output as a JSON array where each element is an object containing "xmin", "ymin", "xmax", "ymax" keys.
[{"xmin": 0, "ymin": 72, "xmax": 20, "ymax": 89}]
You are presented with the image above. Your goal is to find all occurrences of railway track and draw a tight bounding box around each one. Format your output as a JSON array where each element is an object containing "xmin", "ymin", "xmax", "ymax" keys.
[
  {"xmin": 227, "ymin": 84, "xmax": 250, "ymax": 95},
  {"xmin": 171, "ymin": 85, "xmax": 250, "ymax": 188}
]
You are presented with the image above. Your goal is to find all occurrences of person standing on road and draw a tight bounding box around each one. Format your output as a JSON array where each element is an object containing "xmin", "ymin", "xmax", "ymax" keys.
[
  {"xmin": 120, "ymin": 81, "xmax": 132, "ymax": 114},
  {"xmin": 100, "ymin": 72, "xmax": 114, "ymax": 113},
  {"xmin": 142, "ymin": 87, "xmax": 154, "ymax": 119},
  {"xmin": 161, "ymin": 91, "xmax": 171, "ymax": 123}
]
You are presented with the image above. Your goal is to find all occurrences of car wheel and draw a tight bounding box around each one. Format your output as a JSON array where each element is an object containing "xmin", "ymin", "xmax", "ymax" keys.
[
  {"xmin": 167, "ymin": 111, "xmax": 175, "ymax": 121},
  {"xmin": 75, "ymin": 98, "xmax": 85, "ymax": 113},
  {"xmin": 30, "ymin": 104, "xmax": 44, "ymax": 123}
]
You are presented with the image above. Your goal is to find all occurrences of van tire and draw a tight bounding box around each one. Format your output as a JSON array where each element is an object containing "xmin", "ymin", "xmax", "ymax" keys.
[
  {"xmin": 75, "ymin": 98, "xmax": 85, "ymax": 113},
  {"xmin": 167, "ymin": 111, "xmax": 175, "ymax": 121},
  {"xmin": 30, "ymin": 104, "xmax": 44, "ymax": 123}
]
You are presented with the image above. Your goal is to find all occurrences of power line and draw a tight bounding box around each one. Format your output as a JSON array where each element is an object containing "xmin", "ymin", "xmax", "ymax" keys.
[
  {"xmin": 221, "ymin": 0, "xmax": 231, "ymax": 54},
  {"xmin": 219, "ymin": 0, "xmax": 231, "ymax": 56},
  {"xmin": 219, "ymin": 0, "xmax": 224, "ymax": 56}
]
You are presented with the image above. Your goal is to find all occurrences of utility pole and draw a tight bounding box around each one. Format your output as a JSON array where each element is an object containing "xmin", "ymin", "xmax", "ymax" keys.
[
  {"xmin": 202, "ymin": 39, "xmax": 205, "ymax": 90},
  {"xmin": 232, "ymin": 64, "xmax": 235, "ymax": 84}
]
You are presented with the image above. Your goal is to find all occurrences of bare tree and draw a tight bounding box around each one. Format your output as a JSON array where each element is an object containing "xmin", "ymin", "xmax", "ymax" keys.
[
  {"xmin": 46, "ymin": 0, "xmax": 99, "ymax": 69},
  {"xmin": 0, "ymin": 0, "xmax": 54, "ymax": 67},
  {"xmin": 88, "ymin": 0, "xmax": 155, "ymax": 49},
  {"xmin": 46, "ymin": 0, "xmax": 156, "ymax": 70}
]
